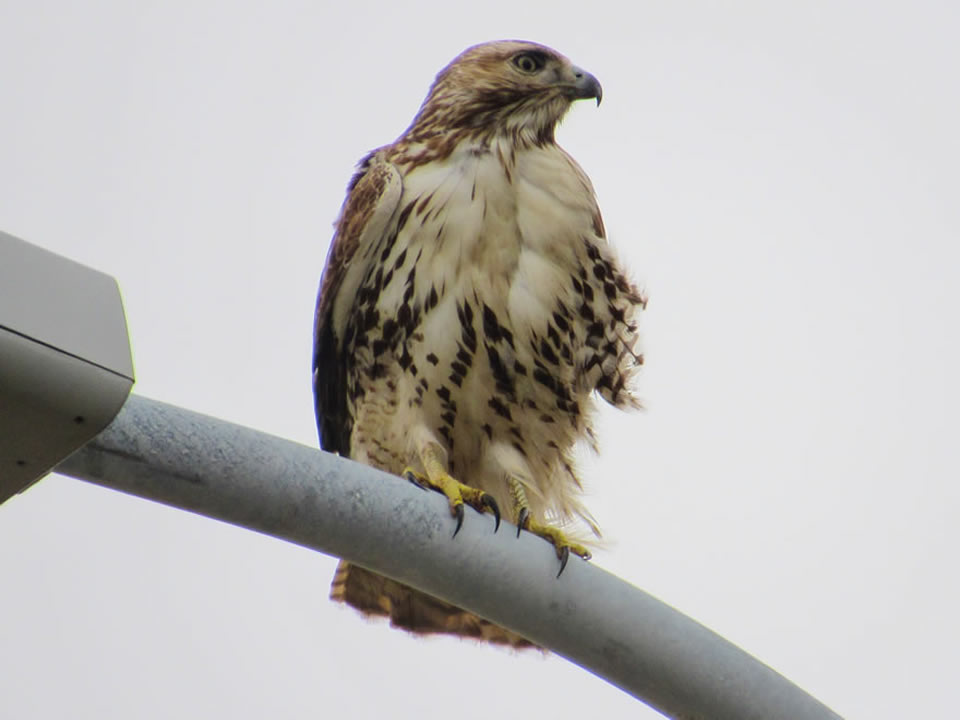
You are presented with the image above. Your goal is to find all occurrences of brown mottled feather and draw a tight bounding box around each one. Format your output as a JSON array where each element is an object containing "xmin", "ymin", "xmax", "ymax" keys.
[{"xmin": 314, "ymin": 160, "xmax": 401, "ymax": 453}]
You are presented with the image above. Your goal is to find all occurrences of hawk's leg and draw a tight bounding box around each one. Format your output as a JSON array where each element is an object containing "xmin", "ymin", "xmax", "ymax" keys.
[
  {"xmin": 402, "ymin": 442, "xmax": 500, "ymax": 536},
  {"xmin": 508, "ymin": 477, "xmax": 592, "ymax": 577}
]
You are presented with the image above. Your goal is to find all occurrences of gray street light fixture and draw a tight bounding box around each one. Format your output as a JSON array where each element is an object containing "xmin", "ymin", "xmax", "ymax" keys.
[{"xmin": 0, "ymin": 230, "xmax": 134, "ymax": 503}]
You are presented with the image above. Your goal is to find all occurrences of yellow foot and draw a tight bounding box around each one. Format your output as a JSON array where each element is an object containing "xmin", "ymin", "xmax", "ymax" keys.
[
  {"xmin": 508, "ymin": 477, "xmax": 590, "ymax": 577},
  {"xmin": 402, "ymin": 463, "xmax": 500, "ymax": 537},
  {"xmin": 517, "ymin": 509, "xmax": 592, "ymax": 577}
]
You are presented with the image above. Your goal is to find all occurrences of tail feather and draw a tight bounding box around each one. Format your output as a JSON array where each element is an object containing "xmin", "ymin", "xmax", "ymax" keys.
[{"xmin": 330, "ymin": 560, "xmax": 536, "ymax": 649}]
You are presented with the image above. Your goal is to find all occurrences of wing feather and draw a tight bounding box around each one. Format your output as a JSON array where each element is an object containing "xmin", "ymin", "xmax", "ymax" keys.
[{"xmin": 313, "ymin": 155, "xmax": 403, "ymax": 454}]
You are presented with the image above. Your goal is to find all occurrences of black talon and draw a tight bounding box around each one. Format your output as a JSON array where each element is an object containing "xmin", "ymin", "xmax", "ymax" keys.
[
  {"xmin": 481, "ymin": 495, "xmax": 501, "ymax": 532},
  {"xmin": 516, "ymin": 507, "xmax": 529, "ymax": 538},
  {"xmin": 452, "ymin": 503, "xmax": 465, "ymax": 537},
  {"xmin": 557, "ymin": 546, "xmax": 570, "ymax": 578},
  {"xmin": 404, "ymin": 470, "xmax": 427, "ymax": 490}
]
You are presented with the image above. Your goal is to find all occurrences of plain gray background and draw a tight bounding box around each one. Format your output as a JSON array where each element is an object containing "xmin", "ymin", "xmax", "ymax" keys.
[{"xmin": 2, "ymin": 1, "xmax": 958, "ymax": 718}]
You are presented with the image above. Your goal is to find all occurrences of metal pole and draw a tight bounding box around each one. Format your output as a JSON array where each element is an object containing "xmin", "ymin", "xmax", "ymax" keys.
[{"xmin": 55, "ymin": 394, "xmax": 842, "ymax": 720}]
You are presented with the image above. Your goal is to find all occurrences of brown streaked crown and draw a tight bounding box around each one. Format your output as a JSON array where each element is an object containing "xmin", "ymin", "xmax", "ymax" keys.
[{"xmin": 401, "ymin": 40, "xmax": 602, "ymax": 149}]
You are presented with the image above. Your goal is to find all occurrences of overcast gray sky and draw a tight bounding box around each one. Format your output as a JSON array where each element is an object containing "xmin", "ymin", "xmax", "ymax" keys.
[{"xmin": 2, "ymin": 1, "xmax": 958, "ymax": 718}]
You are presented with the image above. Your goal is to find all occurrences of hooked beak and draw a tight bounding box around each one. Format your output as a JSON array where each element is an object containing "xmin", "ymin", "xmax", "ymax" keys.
[{"xmin": 570, "ymin": 65, "xmax": 603, "ymax": 106}]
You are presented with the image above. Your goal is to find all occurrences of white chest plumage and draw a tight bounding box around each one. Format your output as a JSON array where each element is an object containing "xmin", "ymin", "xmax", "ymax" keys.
[{"xmin": 342, "ymin": 137, "xmax": 638, "ymax": 532}]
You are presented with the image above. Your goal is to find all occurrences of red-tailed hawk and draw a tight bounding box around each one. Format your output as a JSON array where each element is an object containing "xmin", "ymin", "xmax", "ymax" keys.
[{"xmin": 313, "ymin": 40, "xmax": 644, "ymax": 647}]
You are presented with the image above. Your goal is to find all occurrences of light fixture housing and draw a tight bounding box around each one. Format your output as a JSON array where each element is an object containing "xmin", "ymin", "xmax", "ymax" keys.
[{"xmin": 0, "ymin": 230, "xmax": 134, "ymax": 504}]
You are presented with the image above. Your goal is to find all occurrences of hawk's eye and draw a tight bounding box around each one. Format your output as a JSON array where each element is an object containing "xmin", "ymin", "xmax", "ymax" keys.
[{"xmin": 512, "ymin": 51, "xmax": 547, "ymax": 74}]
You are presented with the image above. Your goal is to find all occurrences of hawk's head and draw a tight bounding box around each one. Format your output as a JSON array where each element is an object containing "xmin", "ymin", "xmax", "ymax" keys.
[{"xmin": 406, "ymin": 40, "xmax": 602, "ymax": 146}]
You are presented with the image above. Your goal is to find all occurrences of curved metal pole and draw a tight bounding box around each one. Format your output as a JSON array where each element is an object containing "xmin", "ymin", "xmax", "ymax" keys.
[{"xmin": 55, "ymin": 394, "xmax": 842, "ymax": 720}]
